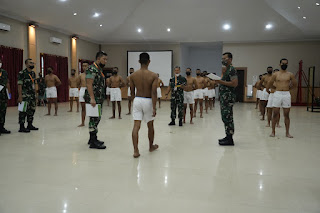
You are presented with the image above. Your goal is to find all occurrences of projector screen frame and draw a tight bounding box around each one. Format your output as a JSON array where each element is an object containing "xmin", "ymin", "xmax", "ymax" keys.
[{"xmin": 126, "ymin": 50, "xmax": 173, "ymax": 78}]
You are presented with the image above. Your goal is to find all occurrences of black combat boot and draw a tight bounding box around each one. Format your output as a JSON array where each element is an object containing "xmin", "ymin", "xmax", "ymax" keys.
[
  {"xmin": 19, "ymin": 123, "xmax": 30, "ymax": 133},
  {"xmin": 219, "ymin": 135, "xmax": 234, "ymax": 146},
  {"xmin": 168, "ymin": 119, "xmax": 175, "ymax": 126},
  {"xmin": 27, "ymin": 122, "xmax": 39, "ymax": 131},
  {"xmin": 0, "ymin": 123, "xmax": 11, "ymax": 134},
  {"xmin": 88, "ymin": 132, "xmax": 104, "ymax": 145},
  {"xmin": 179, "ymin": 119, "xmax": 183, "ymax": 127},
  {"xmin": 89, "ymin": 133, "xmax": 106, "ymax": 149}
]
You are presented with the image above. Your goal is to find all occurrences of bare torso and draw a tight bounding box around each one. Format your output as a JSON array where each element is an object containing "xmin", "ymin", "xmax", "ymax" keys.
[
  {"xmin": 204, "ymin": 78, "xmax": 210, "ymax": 88},
  {"xmin": 79, "ymin": 73, "xmax": 86, "ymax": 87},
  {"xmin": 209, "ymin": 79, "xmax": 216, "ymax": 89},
  {"xmin": 106, "ymin": 78, "xmax": 110, "ymax": 87},
  {"xmin": 110, "ymin": 75, "xmax": 124, "ymax": 88},
  {"xmin": 184, "ymin": 76, "xmax": 197, "ymax": 92},
  {"xmin": 262, "ymin": 74, "xmax": 273, "ymax": 88},
  {"xmin": 69, "ymin": 76, "xmax": 78, "ymax": 88},
  {"xmin": 195, "ymin": 76, "xmax": 205, "ymax": 89},
  {"xmin": 131, "ymin": 70, "xmax": 158, "ymax": 98},
  {"xmin": 45, "ymin": 74, "xmax": 60, "ymax": 88},
  {"xmin": 275, "ymin": 71, "xmax": 294, "ymax": 91}
]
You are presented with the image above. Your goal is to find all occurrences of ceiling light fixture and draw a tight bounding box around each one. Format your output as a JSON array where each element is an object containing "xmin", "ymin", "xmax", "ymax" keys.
[
  {"xmin": 223, "ymin": 24, "xmax": 231, "ymax": 30},
  {"xmin": 316, "ymin": 3, "xmax": 320, "ymax": 6},
  {"xmin": 99, "ymin": 24, "xmax": 103, "ymax": 27},
  {"xmin": 303, "ymin": 16, "xmax": 307, "ymax": 19},
  {"xmin": 73, "ymin": 12, "xmax": 77, "ymax": 16},
  {"xmin": 265, "ymin": 24, "xmax": 273, "ymax": 30},
  {"xmin": 93, "ymin": 13, "xmax": 100, "ymax": 18},
  {"xmin": 167, "ymin": 28, "xmax": 171, "ymax": 32},
  {"xmin": 137, "ymin": 28, "xmax": 142, "ymax": 33},
  {"xmin": 297, "ymin": 6, "xmax": 301, "ymax": 9}
]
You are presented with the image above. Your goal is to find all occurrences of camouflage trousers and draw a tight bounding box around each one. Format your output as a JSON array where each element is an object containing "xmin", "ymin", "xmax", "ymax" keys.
[
  {"xmin": 220, "ymin": 92, "xmax": 235, "ymax": 136},
  {"xmin": 0, "ymin": 99, "xmax": 7, "ymax": 124},
  {"xmin": 19, "ymin": 99, "xmax": 36, "ymax": 124},
  {"xmin": 88, "ymin": 104, "xmax": 103, "ymax": 134},
  {"xmin": 171, "ymin": 92, "xmax": 184, "ymax": 120}
]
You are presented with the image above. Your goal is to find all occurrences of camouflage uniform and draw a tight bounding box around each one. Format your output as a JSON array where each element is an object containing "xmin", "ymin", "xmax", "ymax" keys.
[
  {"xmin": 219, "ymin": 65, "xmax": 237, "ymax": 136},
  {"xmin": 0, "ymin": 69, "xmax": 9, "ymax": 125},
  {"xmin": 84, "ymin": 63, "xmax": 105, "ymax": 134},
  {"xmin": 36, "ymin": 77, "xmax": 46, "ymax": 100},
  {"xmin": 169, "ymin": 75, "xmax": 187, "ymax": 120},
  {"xmin": 18, "ymin": 69, "xmax": 36, "ymax": 124}
]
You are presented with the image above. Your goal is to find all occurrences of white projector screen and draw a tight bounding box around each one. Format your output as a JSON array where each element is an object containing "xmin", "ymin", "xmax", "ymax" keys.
[{"xmin": 127, "ymin": 51, "xmax": 173, "ymax": 86}]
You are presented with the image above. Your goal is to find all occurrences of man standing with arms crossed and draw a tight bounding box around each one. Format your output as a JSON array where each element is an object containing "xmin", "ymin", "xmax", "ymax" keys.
[
  {"xmin": 130, "ymin": 53, "xmax": 158, "ymax": 158},
  {"xmin": 18, "ymin": 59, "xmax": 39, "ymax": 133},
  {"xmin": 216, "ymin": 52, "xmax": 238, "ymax": 146},
  {"xmin": 183, "ymin": 68, "xmax": 197, "ymax": 124},
  {"xmin": 44, "ymin": 67, "xmax": 61, "ymax": 116},
  {"xmin": 194, "ymin": 69, "xmax": 205, "ymax": 118},
  {"xmin": 109, "ymin": 67, "xmax": 125, "ymax": 119},
  {"xmin": 126, "ymin": 68, "xmax": 134, "ymax": 115},
  {"xmin": 68, "ymin": 69, "xmax": 79, "ymax": 112},
  {"xmin": 267, "ymin": 59, "xmax": 297, "ymax": 138},
  {"xmin": 0, "ymin": 58, "xmax": 11, "ymax": 134},
  {"xmin": 165, "ymin": 66, "xmax": 187, "ymax": 127},
  {"xmin": 157, "ymin": 74, "xmax": 164, "ymax": 108},
  {"xmin": 78, "ymin": 61, "xmax": 89, "ymax": 127},
  {"xmin": 84, "ymin": 51, "xmax": 107, "ymax": 149}
]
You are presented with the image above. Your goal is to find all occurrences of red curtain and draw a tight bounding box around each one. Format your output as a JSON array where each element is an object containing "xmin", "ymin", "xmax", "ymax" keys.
[
  {"xmin": 0, "ymin": 45, "xmax": 23, "ymax": 106},
  {"xmin": 41, "ymin": 53, "xmax": 69, "ymax": 102}
]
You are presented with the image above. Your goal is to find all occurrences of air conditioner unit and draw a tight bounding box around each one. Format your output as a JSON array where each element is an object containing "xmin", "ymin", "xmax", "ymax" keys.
[
  {"xmin": 0, "ymin": 23, "xmax": 11, "ymax": 31},
  {"xmin": 50, "ymin": 37, "xmax": 62, "ymax": 44}
]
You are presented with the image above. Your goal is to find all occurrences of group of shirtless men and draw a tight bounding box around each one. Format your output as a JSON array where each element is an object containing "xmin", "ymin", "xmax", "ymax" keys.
[{"xmin": 254, "ymin": 58, "xmax": 298, "ymax": 138}]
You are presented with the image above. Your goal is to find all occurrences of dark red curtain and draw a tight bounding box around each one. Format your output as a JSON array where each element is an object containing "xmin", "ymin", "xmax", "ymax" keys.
[
  {"xmin": 42, "ymin": 53, "xmax": 69, "ymax": 102},
  {"xmin": 0, "ymin": 45, "xmax": 23, "ymax": 106}
]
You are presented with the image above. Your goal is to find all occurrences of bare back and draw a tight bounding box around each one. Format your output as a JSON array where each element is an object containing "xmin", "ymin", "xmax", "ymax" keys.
[
  {"xmin": 45, "ymin": 74, "xmax": 60, "ymax": 88},
  {"xmin": 184, "ymin": 76, "xmax": 197, "ymax": 92},
  {"xmin": 78, "ymin": 73, "xmax": 86, "ymax": 87},
  {"xmin": 130, "ymin": 70, "xmax": 158, "ymax": 98},
  {"xmin": 195, "ymin": 76, "xmax": 205, "ymax": 89},
  {"xmin": 69, "ymin": 76, "xmax": 78, "ymax": 88}
]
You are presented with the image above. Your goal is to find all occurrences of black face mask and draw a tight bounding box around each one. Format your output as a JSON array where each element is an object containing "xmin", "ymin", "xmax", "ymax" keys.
[
  {"xmin": 71, "ymin": 73, "xmax": 75, "ymax": 76},
  {"xmin": 186, "ymin": 72, "xmax": 191, "ymax": 76},
  {"xmin": 130, "ymin": 72, "xmax": 133, "ymax": 75},
  {"xmin": 267, "ymin": 70, "xmax": 272, "ymax": 74},
  {"xmin": 196, "ymin": 73, "xmax": 200, "ymax": 76},
  {"xmin": 47, "ymin": 70, "xmax": 52, "ymax": 74},
  {"xmin": 99, "ymin": 63, "xmax": 105, "ymax": 68},
  {"xmin": 281, "ymin": 64, "xmax": 288, "ymax": 70},
  {"xmin": 29, "ymin": 65, "xmax": 35, "ymax": 70},
  {"xmin": 113, "ymin": 71, "xmax": 118, "ymax": 75},
  {"xmin": 222, "ymin": 60, "xmax": 228, "ymax": 66}
]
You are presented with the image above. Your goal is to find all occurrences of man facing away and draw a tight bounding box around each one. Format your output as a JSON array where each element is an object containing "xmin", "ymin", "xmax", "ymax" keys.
[
  {"xmin": 44, "ymin": 66, "xmax": 61, "ymax": 116},
  {"xmin": 130, "ymin": 53, "xmax": 159, "ymax": 158}
]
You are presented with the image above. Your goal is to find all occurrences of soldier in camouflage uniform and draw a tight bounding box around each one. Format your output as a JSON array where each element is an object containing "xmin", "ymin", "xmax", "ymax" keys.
[
  {"xmin": 216, "ymin": 52, "xmax": 238, "ymax": 146},
  {"xmin": 36, "ymin": 72, "xmax": 46, "ymax": 106},
  {"xmin": 18, "ymin": 58, "xmax": 39, "ymax": 133},
  {"xmin": 83, "ymin": 51, "xmax": 108, "ymax": 149},
  {"xmin": 165, "ymin": 66, "xmax": 187, "ymax": 127},
  {"xmin": 0, "ymin": 58, "xmax": 12, "ymax": 135}
]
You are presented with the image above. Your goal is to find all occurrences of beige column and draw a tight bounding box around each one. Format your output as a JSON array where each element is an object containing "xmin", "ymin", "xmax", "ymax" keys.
[
  {"xmin": 71, "ymin": 37, "xmax": 78, "ymax": 76},
  {"xmin": 28, "ymin": 25, "xmax": 37, "ymax": 74}
]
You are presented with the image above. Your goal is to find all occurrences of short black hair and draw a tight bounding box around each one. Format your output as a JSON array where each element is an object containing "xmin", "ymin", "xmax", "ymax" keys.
[
  {"xmin": 280, "ymin": 58, "xmax": 288, "ymax": 64},
  {"xmin": 274, "ymin": 69, "xmax": 279, "ymax": 71},
  {"xmin": 186, "ymin": 67, "xmax": 191, "ymax": 71},
  {"xmin": 130, "ymin": 67, "xmax": 134, "ymax": 70},
  {"xmin": 82, "ymin": 61, "xmax": 89, "ymax": 65},
  {"xmin": 223, "ymin": 52, "xmax": 233, "ymax": 59},
  {"xmin": 139, "ymin": 52, "xmax": 150, "ymax": 65},
  {"xmin": 267, "ymin": 66, "xmax": 273, "ymax": 69},
  {"xmin": 259, "ymin": 75, "xmax": 263, "ymax": 77},
  {"xmin": 174, "ymin": 66, "xmax": 180, "ymax": 69},
  {"xmin": 196, "ymin": 69, "xmax": 201, "ymax": 71},
  {"xmin": 203, "ymin": 71, "xmax": 208, "ymax": 73},
  {"xmin": 114, "ymin": 67, "xmax": 118, "ymax": 70},
  {"xmin": 96, "ymin": 51, "xmax": 107, "ymax": 60},
  {"xmin": 25, "ymin": 58, "xmax": 32, "ymax": 64}
]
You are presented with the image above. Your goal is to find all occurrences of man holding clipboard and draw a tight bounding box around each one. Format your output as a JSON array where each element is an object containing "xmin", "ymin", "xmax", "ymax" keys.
[{"xmin": 83, "ymin": 51, "xmax": 108, "ymax": 149}]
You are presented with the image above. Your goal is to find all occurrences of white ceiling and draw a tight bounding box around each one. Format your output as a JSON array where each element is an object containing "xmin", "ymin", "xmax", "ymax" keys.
[{"xmin": 0, "ymin": 0, "xmax": 319, "ymax": 44}]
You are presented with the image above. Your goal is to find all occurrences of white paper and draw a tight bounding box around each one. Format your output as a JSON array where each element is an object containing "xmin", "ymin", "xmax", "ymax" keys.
[
  {"xmin": 0, "ymin": 85, "xmax": 4, "ymax": 91},
  {"xmin": 86, "ymin": 104, "xmax": 102, "ymax": 117},
  {"xmin": 247, "ymin": 85, "xmax": 253, "ymax": 97},
  {"xmin": 207, "ymin": 73, "xmax": 221, "ymax": 80},
  {"xmin": 6, "ymin": 89, "xmax": 11, "ymax": 99},
  {"xmin": 18, "ymin": 102, "xmax": 28, "ymax": 112}
]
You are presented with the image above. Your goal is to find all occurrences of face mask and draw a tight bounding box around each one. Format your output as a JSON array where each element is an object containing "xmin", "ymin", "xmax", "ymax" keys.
[
  {"xmin": 175, "ymin": 74, "xmax": 180, "ymax": 77},
  {"xmin": 0, "ymin": 63, "xmax": 2, "ymax": 68},
  {"xmin": 267, "ymin": 70, "xmax": 272, "ymax": 74},
  {"xmin": 186, "ymin": 72, "xmax": 191, "ymax": 76},
  {"xmin": 130, "ymin": 72, "xmax": 133, "ymax": 75},
  {"xmin": 47, "ymin": 70, "xmax": 52, "ymax": 74},
  {"xmin": 29, "ymin": 65, "xmax": 35, "ymax": 70},
  {"xmin": 71, "ymin": 73, "xmax": 75, "ymax": 76},
  {"xmin": 281, "ymin": 64, "xmax": 288, "ymax": 70},
  {"xmin": 196, "ymin": 73, "xmax": 200, "ymax": 76},
  {"xmin": 99, "ymin": 63, "xmax": 105, "ymax": 68},
  {"xmin": 222, "ymin": 60, "xmax": 228, "ymax": 66},
  {"xmin": 113, "ymin": 71, "xmax": 118, "ymax": 75}
]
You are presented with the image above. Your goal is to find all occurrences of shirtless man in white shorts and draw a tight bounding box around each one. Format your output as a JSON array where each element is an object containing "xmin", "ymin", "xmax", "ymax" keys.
[
  {"xmin": 68, "ymin": 69, "xmax": 79, "ymax": 112},
  {"xmin": 126, "ymin": 68, "xmax": 135, "ymax": 115},
  {"xmin": 77, "ymin": 61, "xmax": 89, "ymax": 127},
  {"xmin": 194, "ymin": 69, "xmax": 205, "ymax": 118},
  {"xmin": 44, "ymin": 67, "xmax": 61, "ymax": 116},
  {"xmin": 109, "ymin": 67, "xmax": 125, "ymax": 119},
  {"xmin": 202, "ymin": 71, "xmax": 210, "ymax": 114},
  {"xmin": 157, "ymin": 74, "xmax": 164, "ymax": 108},
  {"xmin": 266, "ymin": 69, "xmax": 281, "ymax": 128},
  {"xmin": 254, "ymin": 75, "xmax": 263, "ymax": 111},
  {"xmin": 259, "ymin": 67, "xmax": 273, "ymax": 120},
  {"xmin": 129, "ymin": 53, "xmax": 158, "ymax": 158},
  {"xmin": 183, "ymin": 68, "xmax": 197, "ymax": 124},
  {"xmin": 267, "ymin": 58, "xmax": 297, "ymax": 138}
]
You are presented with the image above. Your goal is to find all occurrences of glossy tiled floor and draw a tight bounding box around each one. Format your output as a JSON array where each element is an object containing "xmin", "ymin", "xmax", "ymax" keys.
[{"xmin": 0, "ymin": 101, "xmax": 319, "ymax": 213}]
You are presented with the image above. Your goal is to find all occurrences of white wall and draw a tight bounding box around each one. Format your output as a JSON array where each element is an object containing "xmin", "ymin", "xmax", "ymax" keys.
[
  {"xmin": 77, "ymin": 39, "xmax": 99, "ymax": 62},
  {"xmin": 101, "ymin": 43, "xmax": 181, "ymax": 78},
  {"xmin": 223, "ymin": 42, "xmax": 320, "ymax": 86}
]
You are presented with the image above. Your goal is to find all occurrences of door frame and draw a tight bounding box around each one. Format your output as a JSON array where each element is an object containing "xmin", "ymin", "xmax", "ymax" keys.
[{"xmin": 234, "ymin": 67, "xmax": 247, "ymax": 102}]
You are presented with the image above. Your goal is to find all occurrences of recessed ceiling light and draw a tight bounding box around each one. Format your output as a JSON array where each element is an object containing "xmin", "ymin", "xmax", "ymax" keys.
[
  {"xmin": 73, "ymin": 12, "xmax": 77, "ymax": 16},
  {"xmin": 223, "ymin": 24, "xmax": 231, "ymax": 30},
  {"xmin": 93, "ymin": 13, "xmax": 100, "ymax": 18},
  {"xmin": 137, "ymin": 28, "xmax": 142, "ymax": 33},
  {"xmin": 265, "ymin": 24, "xmax": 273, "ymax": 30},
  {"xmin": 59, "ymin": 0, "xmax": 67, "ymax": 2},
  {"xmin": 303, "ymin": 16, "xmax": 307, "ymax": 19},
  {"xmin": 297, "ymin": 6, "xmax": 301, "ymax": 9},
  {"xmin": 316, "ymin": 3, "xmax": 320, "ymax": 6},
  {"xmin": 167, "ymin": 28, "xmax": 171, "ymax": 32},
  {"xmin": 99, "ymin": 24, "xmax": 102, "ymax": 27}
]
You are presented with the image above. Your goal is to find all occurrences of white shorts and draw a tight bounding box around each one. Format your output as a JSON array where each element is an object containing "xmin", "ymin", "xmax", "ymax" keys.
[
  {"xmin": 157, "ymin": 87, "xmax": 162, "ymax": 98},
  {"xmin": 69, "ymin": 88, "xmax": 79, "ymax": 98},
  {"xmin": 194, "ymin": 89, "xmax": 204, "ymax": 99},
  {"xmin": 260, "ymin": 88, "xmax": 269, "ymax": 101},
  {"xmin": 266, "ymin": 93, "xmax": 274, "ymax": 108},
  {"xmin": 110, "ymin": 88, "xmax": 122, "ymax": 102},
  {"xmin": 203, "ymin": 88, "xmax": 209, "ymax": 97},
  {"xmin": 256, "ymin": 90, "xmax": 262, "ymax": 99},
  {"xmin": 272, "ymin": 91, "xmax": 291, "ymax": 108},
  {"xmin": 46, "ymin": 87, "xmax": 57, "ymax": 99},
  {"xmin": 208, "ymin": 89, "xmax": 216, "ymax": 98},
  {"xmin": 133, "ymin": 97, "xmax": 154, "ymax": 123},
  {"xmin": 106, "ymin": 87, "xmax": 110, "ymax": 95},
  {"xmin": 183, "ymin": 91, "xmax": 195, "ymax": 104},
  {"xmin": 79, "ymin": 87, "xmax": 86, "ymax": 103}
]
